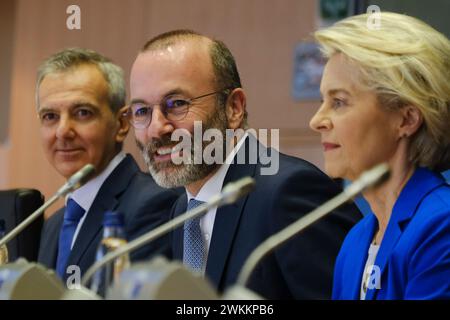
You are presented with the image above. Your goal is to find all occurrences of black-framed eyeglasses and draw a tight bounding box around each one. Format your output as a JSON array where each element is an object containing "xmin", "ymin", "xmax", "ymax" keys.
[{"xmin": 125, "ymin": 89, "xmax": 231, "ymax": 129}]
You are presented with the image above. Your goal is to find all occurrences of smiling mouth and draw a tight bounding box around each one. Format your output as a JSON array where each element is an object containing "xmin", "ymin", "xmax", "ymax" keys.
[{"xmin": 154, "ymin": 144, "xmax": 184, "ymax": 160}]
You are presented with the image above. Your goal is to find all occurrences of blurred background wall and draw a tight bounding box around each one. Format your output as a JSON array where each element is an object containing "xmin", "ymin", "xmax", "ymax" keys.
[{"xmin": 0, "ymin": 0, "xmax": 448, "ymax": 216}]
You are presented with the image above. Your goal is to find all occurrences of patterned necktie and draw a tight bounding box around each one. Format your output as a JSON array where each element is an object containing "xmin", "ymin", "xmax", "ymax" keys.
[
  {"xmin": 56, "ymin": 198, "xmax": 85, "ymax": 278},
  {"xmin": 183, "ymin": 199, "xmax": 206, "ymax": 274}
]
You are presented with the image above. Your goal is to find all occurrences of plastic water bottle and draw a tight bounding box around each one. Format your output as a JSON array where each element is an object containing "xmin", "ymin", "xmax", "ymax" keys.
[
  {"xmin": 90, "ymin": 211, "xmax": 130, "ymax": 295},
  {"xmin": 0, "ymin": 219, "xmax": 9, "ymax": 265}
]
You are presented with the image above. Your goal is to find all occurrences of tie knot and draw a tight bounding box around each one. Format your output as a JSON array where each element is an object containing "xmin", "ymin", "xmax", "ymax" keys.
[
  {"xmin": 64, "ymin": 198, "xmax": 85, "ymax": 222},
  {"xmin": 187, "ymin": 198, "xmax": 205, "ymax": 211},
  {"xmin": 183, "ymin": 198, "xmax": 206, "ymax": 273}
]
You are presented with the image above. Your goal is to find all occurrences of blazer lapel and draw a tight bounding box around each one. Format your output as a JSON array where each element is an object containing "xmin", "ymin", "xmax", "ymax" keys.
[
  {"xmin": 365, "ymin": 168, "xmax": 444, "ymax": 300},
  {"xmin": 39, "ymin": 207, "xmax": 64, "ymax": 269},
  {"xmin": 205, "ymin": 136, "xmax": 257, "ymax": 288},
  {"xmin": 346, "ymin": 214, "xmax": 378, "ymax": 299},
  {"xmin": 65, "ymin": 155, "xmax": 136, "ymax": 271},
  {"xmin": 364, "ymin": 217, "xmax": 402, "ymax": 300},
  {"xmin": 67, "ymin": 195, "xmax": 117, "ymax": 270},
  {"xmin": 172, "ymin": 194, "xmax": 188, "ymax": 261}
]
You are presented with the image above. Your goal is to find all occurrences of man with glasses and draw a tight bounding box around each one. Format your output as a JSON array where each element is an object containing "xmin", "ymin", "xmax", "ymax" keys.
[
  {"xmin": 36, "ymin": 48, "xmax": 180, "ymax": 289},
  {"xmin": 129, "ymin": 30, "xmax": 362, "ymax": 299}
]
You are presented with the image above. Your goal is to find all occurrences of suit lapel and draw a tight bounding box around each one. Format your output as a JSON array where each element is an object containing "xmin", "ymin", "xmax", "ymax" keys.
[
  {"xmin": 66, "ymin": 155, "xmax": 137, "ymax": 271},
  {"xmin": 205, "ymin": 136, "xmax": 257, "ymax": 288},
  {"xmin": 39, "ymin": 207, "xmax": 64, "ymax": 269},
  {"xmin": 172, "ymin": 194, "xmax": 188, "ymax": 261},
  {"xmin": 172, "ymin": 163, "xmax": 254, "ymax": 288},
  {"xmin": 365, "ymin": 168, "xmax": 445, "ymax": 300},
  {"xmin": 365, "ymin": 217, "xmax": 402, "ymax": 300},
  {"xmin": 346, "ymin": 215, "xmax": 378, "ymax": 299},
  {"xmin": 67, "ymin": 195, "xmax": 116, "ymax": 269}
]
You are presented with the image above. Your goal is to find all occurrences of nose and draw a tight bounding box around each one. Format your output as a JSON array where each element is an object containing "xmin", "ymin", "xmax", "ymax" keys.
[
  {"xmin": 309, "ymin": 105, "xmax": 332, "ymax": 133},
  {"xmin": 55, "ymin": 114, "xmax": 76, "ymax": 139},
  {"xmin": 146, "ymin": 107, "xmax": 174, "ymax": 140}
]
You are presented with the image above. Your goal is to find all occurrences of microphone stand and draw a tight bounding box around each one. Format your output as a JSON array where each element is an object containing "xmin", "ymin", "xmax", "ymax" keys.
[
  {"xmin": 0, "ymin": 164, "xmax": 95, "ymax": 250},
  {"xmin": 0, "ymin": 193, "xmax": 59, "ymax": 248},
  {"xmin": 81, "ymin": 176, "xmax": 256, "ymax": 287},
  {"xmin": 236, "ymin": 163, "xmax": 390, "ymax": 288}
]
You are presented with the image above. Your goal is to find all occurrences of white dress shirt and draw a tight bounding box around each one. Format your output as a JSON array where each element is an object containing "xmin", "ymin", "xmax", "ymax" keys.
[
  {"xmin": 185, "ymin": 133, "xmax": 248, "ymax": 260},
  {"xmin": 67, "ymin": 151, "xmax": 126, "ymax": 249}
]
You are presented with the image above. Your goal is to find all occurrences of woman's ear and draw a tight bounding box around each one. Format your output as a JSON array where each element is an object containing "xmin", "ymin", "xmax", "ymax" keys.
[
  {"xmin": 115, "ymin": 105, "xmax": 130, "ymax": 143},
  {"xmin": 399, "ymin": 105, "xmax": 423, "ymax": 138},
  {"xmin": 226, "ymin": 88, "xmax": 246, "ymax": 129}
]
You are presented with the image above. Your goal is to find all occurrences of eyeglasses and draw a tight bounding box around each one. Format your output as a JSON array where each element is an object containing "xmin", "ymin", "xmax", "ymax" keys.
[{"xmin": 126, "ymin": 89, "xmax": 230, "ymax": 129}]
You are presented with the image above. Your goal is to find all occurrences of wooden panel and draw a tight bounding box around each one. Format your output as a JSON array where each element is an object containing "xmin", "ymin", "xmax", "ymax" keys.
[{"xmin": 0, "ymin": 0, "xmax": 15, "ymax": 144}]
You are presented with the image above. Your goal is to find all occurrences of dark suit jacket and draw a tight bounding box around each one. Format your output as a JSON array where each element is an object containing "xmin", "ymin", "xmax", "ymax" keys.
[
  {"xmin": 38, "ymin": 154, "xmax": 180, "ymax": 282},
  {"xmin": 171, "ymin": 136, "xmax": 362, "ymax": 299}
]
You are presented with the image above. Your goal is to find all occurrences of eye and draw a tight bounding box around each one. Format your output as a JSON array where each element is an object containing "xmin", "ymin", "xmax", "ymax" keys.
[
  {"xmin": 132, "ymin": 104, "xmax": 151, "ymax": 118},
  {"xmin": 75, "ymin": 108, "xmax": 94, "ymax": 119},
  {"xmin": 39, "ymin": 112, "xmax": 59, "ymax": 124},
  {"xmin": 332, "ymin": 98, "xmax": 347, "ymax": 109},
  {"xmin": 165, "ymin": 98, "xmax": 190, "ymax": 109}
]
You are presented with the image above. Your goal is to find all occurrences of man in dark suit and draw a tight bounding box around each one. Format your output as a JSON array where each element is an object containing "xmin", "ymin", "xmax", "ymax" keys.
[
  {"xmin": 129, "ymin": 30, "xmax": 362, "ymax": 299},
  {"xmin": 36, "ymin": 48, "xmax": 179, "ymax": 286}
]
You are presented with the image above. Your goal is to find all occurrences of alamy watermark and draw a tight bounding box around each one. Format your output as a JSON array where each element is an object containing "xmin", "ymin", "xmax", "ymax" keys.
[
  {"xmin": 66, "ymin": 5, "xmax": 81, "ymax": 30},
  {"xmin": 364, "ymin": 264, "xmax": 381, "ymax": 291},
  {"xmin": 366, "ymin": 5, "xmax": 381, "ymax": 30},
  {"xmin": 65, "ymin": 265, "xmax": 81, "ymax": 289},
  {"xmin": 165, "ymin": 122, "xmax": 280, "ymax": 176}
]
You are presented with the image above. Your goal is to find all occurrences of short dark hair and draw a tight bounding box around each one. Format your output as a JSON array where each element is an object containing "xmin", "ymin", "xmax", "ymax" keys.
[{"xmin": 141, "ymin": 29, "xmax": 247, "ymax": 124}]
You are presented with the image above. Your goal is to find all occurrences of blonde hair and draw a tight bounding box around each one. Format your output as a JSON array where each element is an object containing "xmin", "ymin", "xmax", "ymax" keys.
[{"xmin": 315, "ymin": 12, "xmax": 450, "ymax": 171}]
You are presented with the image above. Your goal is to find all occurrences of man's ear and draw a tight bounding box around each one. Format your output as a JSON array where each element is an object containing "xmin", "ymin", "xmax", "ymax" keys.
[
  {"xmin": 399, "ymin": 105, "xmax": 423, "ymax": 138},
  {"xmin": 226, "ymin": 88, "xmax": 246, "ymax": 129},
  {"xmin": 115, "ymin": 105, "xmax": 130, "ymax": 143}
]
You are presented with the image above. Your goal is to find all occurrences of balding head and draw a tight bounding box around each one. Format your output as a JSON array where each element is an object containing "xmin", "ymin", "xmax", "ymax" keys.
[{"xmin": 141, "ymin": 30, "xmax": 245, "ymax": 120}]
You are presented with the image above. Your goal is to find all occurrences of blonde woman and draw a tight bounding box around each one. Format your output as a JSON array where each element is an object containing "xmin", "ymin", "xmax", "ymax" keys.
[{"xmin": 310, "ymin": 12, "xmax": 450, "ymax": 299}]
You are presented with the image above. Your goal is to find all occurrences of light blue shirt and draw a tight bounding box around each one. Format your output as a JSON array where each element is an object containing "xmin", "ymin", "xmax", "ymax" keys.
[{"xmin": 67, "ymin": 152, "xmax": 126, "ymax": 249}]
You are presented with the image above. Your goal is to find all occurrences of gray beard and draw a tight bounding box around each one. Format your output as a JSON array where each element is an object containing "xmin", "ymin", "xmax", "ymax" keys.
[{"xmin": 137, "ymin": 108, "xmax": 228, "ymax": 188}]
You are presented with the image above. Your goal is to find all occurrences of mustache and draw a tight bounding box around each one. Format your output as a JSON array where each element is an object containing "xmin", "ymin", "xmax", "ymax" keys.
[{"xmin": 135, "ymin": 134, "xmax": 179, "ymax": 154}]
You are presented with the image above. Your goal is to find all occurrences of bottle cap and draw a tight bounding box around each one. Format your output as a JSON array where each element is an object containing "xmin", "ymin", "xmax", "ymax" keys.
[{"xmin": 102, "ymin": 211, "xmax": 125, "ymax": 227}]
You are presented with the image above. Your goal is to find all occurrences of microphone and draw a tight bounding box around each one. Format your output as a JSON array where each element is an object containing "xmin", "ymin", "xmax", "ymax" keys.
[
  {"xmin": 0, "ymin": 258, "xmax": 65, "ymax": 299},
  {"xmin": 55, "ymin": 164, "xmax": 96, "ymax": 197},
  {"xmin": 233, "ymin": 163, "xmax": 390, "ymax": 290},
  {"xmin": 80, "ymin": 176, "xmax": 256, "ymax": 287},
  {"xmin": 105, "ymin": 257, "xmax": 220, "ymax": 300},
  {"xmin": 0, "ymin": 164, "xmax": 96, "ymax": 251}
]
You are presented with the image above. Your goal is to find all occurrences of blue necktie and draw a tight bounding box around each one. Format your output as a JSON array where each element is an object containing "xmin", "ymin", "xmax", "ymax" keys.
[
  {"xmin": 56, "ymin": 198, "xmax": 85, "ymax": 278},
  {"xmin": 183, "ymin": 199, "xmax": 206, "ymax": 274}
]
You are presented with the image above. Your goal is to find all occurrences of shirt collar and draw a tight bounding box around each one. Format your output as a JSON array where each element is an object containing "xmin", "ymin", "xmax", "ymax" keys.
[
  {"xmin": 186, "ymin": 132, "xmax": 248, "ymax": 203},
  {"xmin": 67, "ymin": 151, "xmax": 126, "ymax": 211}
]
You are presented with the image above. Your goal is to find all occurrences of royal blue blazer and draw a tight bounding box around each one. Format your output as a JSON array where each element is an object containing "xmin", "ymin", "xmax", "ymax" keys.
[{"xmin": 333, "ymin": 167, "xmax": 450, "ymax": 300}]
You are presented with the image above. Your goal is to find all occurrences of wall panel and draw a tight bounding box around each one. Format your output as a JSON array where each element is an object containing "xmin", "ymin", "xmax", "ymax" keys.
[{"xmin": 4, "ymin": 0, "xmax": 323, "ymax": 216}]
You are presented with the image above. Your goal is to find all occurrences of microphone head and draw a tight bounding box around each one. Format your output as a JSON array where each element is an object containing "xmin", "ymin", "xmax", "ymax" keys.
[
  {"xmin": 220, "ymin": 177, "xmax": 256, "ymax": 205},
  {"xmin": 66, "ymin": 164, "xmax": 96, "ymax": 192}
]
